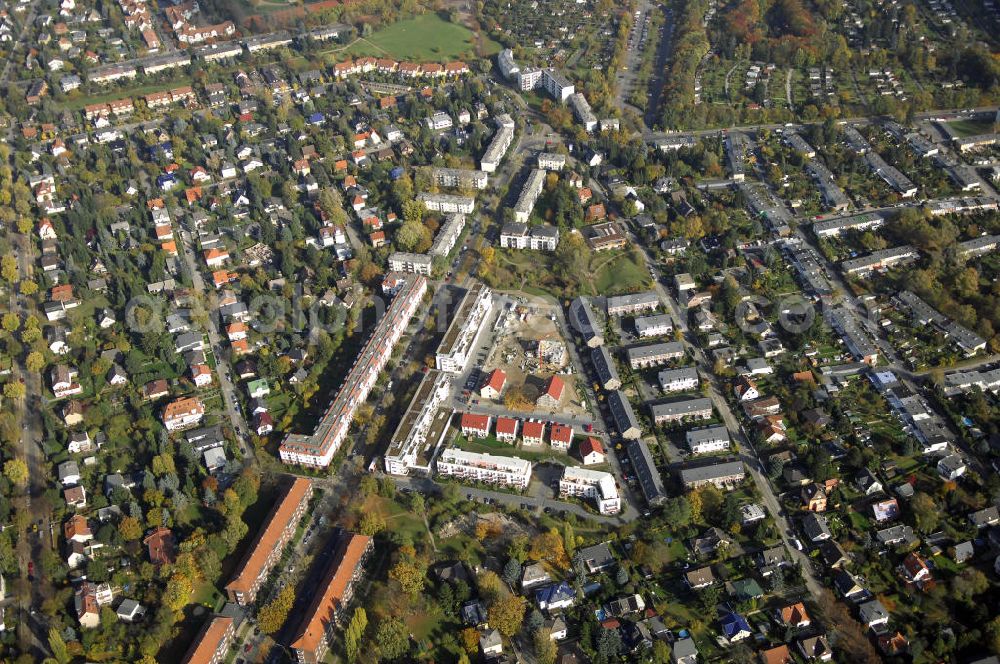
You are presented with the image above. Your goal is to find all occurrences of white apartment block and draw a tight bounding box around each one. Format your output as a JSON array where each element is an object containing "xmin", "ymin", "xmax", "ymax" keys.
[
  {"xmin": 517, "ymin": 67, "xmax": 542, "ymax": 91},
  {"xmin": 436, "ymin": 448, "xmax": 532, "ymax": 489},
  {"xmin": 388, "ymin": 251, "xmax": 433, "ymax": 275},
  {"xmin": 559, "ymin": 467, "xmax": 621, "ymax": 515},
  {"xmin": 499, "ymin": 222, "xmax": 559, "ymax": 251},
  {"xmin": 685, "ymin": 425, "xmax": 731, "ymax": 455},
  {"xmin": 568, "ymin": 93, "xmax": 597, "ymax": 132},
  {"xmin": 433, "ymin": 168, "xmax": 488, "ymax": 190},
  {"xmin": 279, "ymin": 277, "xmax": 427, "ymax": 467},
  {"xmin": 497, "ymin": 48, "xmax": 520, "ymax": 80},
  {"xmin": 541, "ymin": 68, "xmax": 574, "ymax": 101},
  {"xmin": 418, "ymin": 193, "xmax": 475, "ymax": 214},
  {"xmin": 658, "ymin": 367, "xmax": 700, "ymax": 393},
  {"xmin": 513, "ymin": 169, "xmax": 546, "ymax": 223},
  {"xmin": 635, "ymin": 314, "xmax": 673, "ymax": 338},
  {"xmin": 481, "ymin": 126, "xmax": 515, "ymax": 173},
  {"xmin": 426, "ymin": 111, "xmax": 453, "ymax": 131},
  {"xmin": 384, "ymin": 370, "xmax": 453, "ymax": 476},
  {"xmin": 538, "ymin": 152, "xmax": 566, "ymax": 171},
  {"xmin": 429, "ymin": 213, "xmax": 466, "ymax": 257},
  {"xmin": 436, "ymin": 283, "xmax": 493, "ymax": 373}
]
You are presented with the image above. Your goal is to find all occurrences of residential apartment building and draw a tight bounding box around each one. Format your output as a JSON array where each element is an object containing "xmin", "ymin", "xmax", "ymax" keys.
[
  {"xmin": 568, "ymin": 92, "xmax": 597, "ymax": 131},
  {"xmin": 841, "ymin": 245, "xmax": 918, "ymax": 275},
  {"xmin": 541, "ymin": 68, "xmax": 574, "ymax": 101},
  {"xmin": 417, "ymin": 193, "xmax": 475, "ymax": 214},
  {"xmin": 181, "ymin": 615, "xmax": 235, "ymax": 664},
  {"xmin": 384, "ymin": 370, "xmax": 452, "ymax": 475},
  {"xmin": 224, "ymin": 477, "xmax": 312, "ymax": 605},
  {"xmin": 538, "ymin": 152, "xmax": 566, "ymax": 171},
  {"xmin": 607, "ymin": 390, "xmax": 642, "ymax": 440},
  {"xmin": 436, "ymin": 448, "xmax": 532, "ymax": 489},
  {"xmin": 290, "ymin": 533, "xmax": 374, "ymax": 664},
  {"xmin": 812, "ymin": 212, "xmax": 885, "ymax": 238},
  {"xmin": 388, "ymin": 251, "xmax": 433, "ymax": 275},
  {"xmin": 279, "ymin": 277, "xmax": 427, "ymax": 467},
  {"xmin": 625, "ymin": 342, "xmax": 685, "ymax": 370},
  {"xmin": 626, "ymin": 438, "xmax": 667, "ymax": 505},
  {"xmin": 685, "ymin": 426, "xmax": 731, "ymax": 455},
  {"xmin": 825, "ymin": 307, "xmax": 879, "ymax": 364},
  {"xmin": 650, "ymin": 397, "xmax": 713, "ymax": 425},
  {"xmin": 513, "ymin": 169, "xmax": 546, "ymax": 223},
  {"xmin": 497, "ymin": 48, "xmax": 520, "ymax": 79},
  {"xmin": 591, "ymin": 346, "xmax": 621, "ymax": 390},
  {"xmin": 162, "ymin": 397, "xmax": 205, "ymax": 431},
  {"xmin": 435, "ymin": 283, "xmax": 493, "ymax": 373},
  {"xmin": 429, "ymin": 213, "xmax": 466, "ymax": 257},
  {"xmin": 499, "ymin": 223, "xmax": 559, "ymax": 251},
  {"xmin": 606, "ymin": 291, "xmax": 659, "ymax": 316},
  {"xmin": 433, "ymin": 168, "xmax": 488, "ymax": 190},
  {"xmin": 658, "ymin": 367, "xmax": 700, "ymax": 393},
  {"xmin": 481, "ymin": 125, "xmax": 514, "ymax": 173},
  {"xmin": 635, "ymin": 314, "xmax": 673, "ymax": 338},
  {"xmin": 559, "ymin": 467, "xmax": 621, "ymax": 515},
  {"xmin": 679, "ymin": 460, "xmax": 746, "ymax": 490},
  {"xmin": 572, "ymin": 297, "xmax": 604, "ymax": 348},
  {"xmin": 517, "ymin": 67, "xmax": 542, "ymax": 91}
]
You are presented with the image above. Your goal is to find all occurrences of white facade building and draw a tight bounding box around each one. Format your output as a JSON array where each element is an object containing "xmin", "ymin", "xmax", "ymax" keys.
[
  {"xmin": 436, "ymin": 283, "xmax": 493, "ymax": 373},
  {"xmin": 559, "ymin": 466, "xmax": 621, "ymax": 515},
  {"xmin": 436, "ymin": 448, "xmax": 532, "ymax": 489},
  {"xmin": 685, "ymin": 425, "xmax": 731, "ymax": 454}
]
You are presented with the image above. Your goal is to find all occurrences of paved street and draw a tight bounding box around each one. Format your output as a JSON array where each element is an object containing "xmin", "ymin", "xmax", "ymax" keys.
[
  {"xmin": 178, "ymin": 230, "xmax": 254, "ymax": 461},
  {"xmin": 624, "ymin": 223, "xmax": 828, "ymax": 602}
]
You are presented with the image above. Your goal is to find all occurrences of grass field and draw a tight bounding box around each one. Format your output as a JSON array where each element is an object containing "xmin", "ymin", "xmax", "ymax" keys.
[
  {"xmin": 593, "ymin": 250, "xmax": 652, "ymax": 294},
  {"xmin": 944, "ymin": 118, "xmax": 996, "ymax": 137},
  {"xmin": 343, "ymin": 13, "xmax": 499, "ymax": 62}
]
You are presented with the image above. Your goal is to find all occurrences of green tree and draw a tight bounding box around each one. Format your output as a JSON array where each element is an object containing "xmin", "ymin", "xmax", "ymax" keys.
[
  {"xmin": 389, "ymin": 558, "xmax": 426, "ymax": 596},
  {"xmin": 358, "ymin": 511, "xmax": 386, "ymax": 536},
  {"xmin": 25, "ymin": 351, "xmax": 44, "ymax": 373},
  {"xmin": 118, "ymin": 516, "xmax": 143, "ymax": 541},
  {"xmin": 3, "ymin": 459, "xmax": 27, "ymax": 486},
  {"xmin": 395, "ymin": 219, "xmax": 430, "ymax": 252},
  {"xmin": 1, "ymin": 255, "xmax": 18, "ymax": 283},
  {"xmin": 910, "ymin": 492, "xmax": 939, "ymax": 533},
  {"xmin": 2, "ymin": 381, "xmax": 23, "ymax": 400},
  {"xmin": 258, "ymin": 586, "xmax": 295, "ymax": 634},
  {"xmin": 163, "ymin": 573, "xmax": 193, "ymax": 611},
  {"xmin": 1, "ymin": 312, "xmax": 19, "ymax": 333},
  {"xmin": 48, "ymin": 627, "xmax": 70, "ymax": 664},
  {"xmin": 488, "ymin": 594, "xmax": 527, "ymax": 636},
  {"xmin": 375, "ymin": 617, "xmax": 409, "ymax": 660},
  {"xmin": 401, "ymin": 199, "xmax": 424, "ymax": 224},
  {"xmin": 533, "ymin": 629, "xmax": 557, "ymax": 664},
  {"xmin": 345, "ymin": 607, "xmax": 368, "ymax": 662}
]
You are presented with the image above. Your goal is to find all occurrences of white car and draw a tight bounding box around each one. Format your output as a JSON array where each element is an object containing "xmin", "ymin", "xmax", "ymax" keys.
[{"xmin": 791, "ymin": 538, "xmax": 804, "ymax": 551}]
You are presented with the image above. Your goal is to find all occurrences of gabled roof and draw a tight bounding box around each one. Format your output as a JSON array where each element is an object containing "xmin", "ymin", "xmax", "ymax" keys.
[
  {"xmin": 580, "ymin": 436, "xmax": 604, "ymax": 457},
  {"xmin": 460, "ymin": 412, "xmax": 490, "ymax": 431}
]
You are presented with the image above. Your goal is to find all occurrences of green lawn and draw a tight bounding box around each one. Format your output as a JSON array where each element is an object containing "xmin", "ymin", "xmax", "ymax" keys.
[
  {"xmin": 593, "ymin": 250, "xmax": 653, "ymax": 295},
  {"xmin": 944, "ymin": 118, "xmax": 995, "ymax": 138},
  {"xmin": 344, "ymin": 13, "xmax": 499, "ymax": 62}
]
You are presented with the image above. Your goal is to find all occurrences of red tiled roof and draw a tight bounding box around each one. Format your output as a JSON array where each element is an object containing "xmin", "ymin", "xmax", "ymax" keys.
[
  {"xmin": 290, "ymin": 534, "xmax": 371, "ymax": 655},
  {"xmin": 225, "ymin": 478, "xmax": 312, "ymax": 597},
  {"xmin": 460, "ymin": 412, "xmax": 490, "ymax": 432},
  {"xmin": 483, "ymin": 369, "xmax": 506, "ymax": 393},
  {"xmin": 495, "ymin": 416, "xmax": 518, "ymax": 436},
  {"xmin": 543, "ymin": 375, "xmax": 565, "ymax": 401},
  {"xmin": 522, "ymin": 420, "xmax": 545, "ymax": 439},
  {"xmin": 550, "ymin": 423, "xmax": 573, "ymax": 444},
  {"xmin": 580, "ymin": 436, "xmax": 604, "ymax": 457},
  {"xmin": 182, "ymin": 615, "xmax": 233, "ymax": 664}
]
